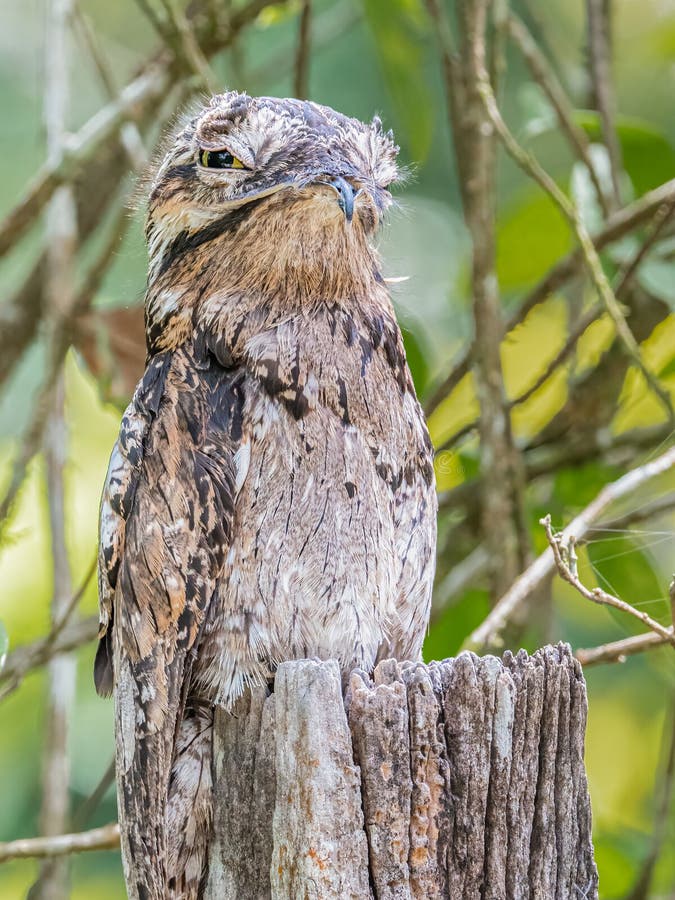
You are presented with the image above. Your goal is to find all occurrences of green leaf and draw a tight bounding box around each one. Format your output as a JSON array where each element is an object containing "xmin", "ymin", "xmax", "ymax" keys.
[
  {"xmin": 400, "ymin": 323, "xmax": 430, "ymax": 395},
  {"xmin": 497, "ymin": 187, "xmax": 572, "ymax": 291},
  {"xmin": 636, "ymin": 256, "xmax": 675, "ymax": 310},
  {"xmin": 657, "ymin": 353, "xmax": 675, "ymax": 379},
  {"xmin": 362, "ymin": 0, "xmax": 434, "ymax": 161},
  {"xmin": 574, "ymin": 111, "xmax": 675, "ymax": 196}
]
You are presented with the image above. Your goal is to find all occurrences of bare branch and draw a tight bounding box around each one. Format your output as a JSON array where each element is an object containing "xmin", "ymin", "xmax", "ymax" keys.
[
  {"xmin": 0, "ymin": 561, "xmax": 96, "ymax": 701},
  {"xmin": 588, "ymin": 492, "xmax": 675, "ymax": 535},
  {"xmin": 0, "ymin": 825, "xmax": 120, "ymax": 863},
  {"xmin": 489, "ymin": 0, "xmax": 509, "ymax": 99},
  {"xmin": 435, "ymin": 302, "xmax": 603, "ymax": 452},
  {"xmin": 157, "ymin": 0, "xmax": 219, "ymax": 93},
  {"xmin": 72, "ymin": 2, "xmax": 147, "ymax": 168},
  {"xmin": 293, "ymin": 0, "xmax": 312, "ymax": 99},
  {"xmin": 437, "ymin": 191, "xmax": 675, "ymax": 451},
  {"xmin": 612, "ymin": 197, "xmax": 675, "ymax": 297},
  {"xmin": 586, "ymin": 0, "xmax": 623, "ymax": 208},
  {"xmin": 426, "ymin": 0, "xmax": 528, "ymax": 600},
  {"xmin": 464, "ymin": 444, "xmax": 675, "ymax": 652},
  {"xmin": 542, "ymin": 514, "xmax": 675, "ymax": 645},
  {"xmin": 424, "ymin": 177, "xmax": 675, "ymax": 417},
  {"xmin": 431, "ymin": 544, "xmax": 489, "ymax": 623},
  {"xmin": 475, "ymin": 63, "xmax": 674, "ymax": 423},
  {"xmin": 0, "ymin": 64, "xmax": 167, "ymax": 261},
  {"xmin": 71, "ymin": 759, "xmax": 116, "ymax": 832},
  {"xmin": 134, "ymin": 0, "xmax": 174, "ymax": 42},
  {"xmin": 0, "ymin": 199, "xmax": 133, "ymax": 539},
  {"xmin": 507, "ymin": 12, "xmax": 609, "ymax": 216},
  {"xmin": 423, "ymin": 0, "xmax": 468, "ymax": 211},
  {"xmin": 33, "ymin": 7, "xmax": 79, "ymax": 894},
  {"xmin": 0, "ymin": 616, "xmax": 98, "ymax": 699},
  {"xmin": 576, "ymin": 631, "xmax": 671, "ymax": 666}
]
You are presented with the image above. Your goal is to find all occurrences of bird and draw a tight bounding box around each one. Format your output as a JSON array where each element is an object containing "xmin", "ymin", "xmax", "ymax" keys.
[{"xmin": 94, "ymin": 92, "xmax": 437, "ymax": 900}]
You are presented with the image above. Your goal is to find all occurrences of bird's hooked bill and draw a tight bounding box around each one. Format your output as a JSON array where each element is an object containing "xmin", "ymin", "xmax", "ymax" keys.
[{"xmin": 328, "ymin": 176, "xmax": 358, "ymax": 223}]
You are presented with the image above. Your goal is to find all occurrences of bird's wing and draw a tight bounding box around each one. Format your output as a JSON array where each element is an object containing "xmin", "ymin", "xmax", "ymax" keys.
[{"xmin": 96, "ymin": 343, "xmax": 242, "ymax": 897}]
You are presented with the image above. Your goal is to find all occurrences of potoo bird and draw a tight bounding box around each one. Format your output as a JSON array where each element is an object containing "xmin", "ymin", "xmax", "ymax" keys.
[{"xmin": 95, "ymin": 92, "xmax": 437, "ymax": 900}]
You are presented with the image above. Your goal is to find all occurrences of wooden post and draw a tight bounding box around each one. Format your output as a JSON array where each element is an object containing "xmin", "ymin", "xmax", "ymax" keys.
[{"xmin": 206, "ymin": 645, "xmax": 598, "ymax": 899}]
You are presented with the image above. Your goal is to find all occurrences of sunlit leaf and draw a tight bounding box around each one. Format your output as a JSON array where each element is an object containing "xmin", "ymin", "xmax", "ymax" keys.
[{"xmin": 657, "ymin": 354, "xmax": 675, "ymax": 379}]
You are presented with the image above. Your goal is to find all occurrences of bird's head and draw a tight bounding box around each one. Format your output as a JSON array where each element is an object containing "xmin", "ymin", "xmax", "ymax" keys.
[{"xmin": 144, "ymin": 92, "xmax": 400, "ymax": 303}]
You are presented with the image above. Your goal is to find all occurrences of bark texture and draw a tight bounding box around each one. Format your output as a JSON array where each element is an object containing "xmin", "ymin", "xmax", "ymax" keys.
[{"xmin": 205, "ymin": 646, "xmax": 598, "ymax": 900}]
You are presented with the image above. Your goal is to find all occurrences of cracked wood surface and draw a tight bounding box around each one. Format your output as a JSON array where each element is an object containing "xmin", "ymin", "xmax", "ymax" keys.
[{"xmin": 206, "ymin": 646, "xmax": 597, "ymax": 899}]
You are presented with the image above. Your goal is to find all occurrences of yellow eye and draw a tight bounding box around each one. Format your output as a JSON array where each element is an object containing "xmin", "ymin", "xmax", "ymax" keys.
[{"xmin": 199, "ymin": 149, "xmax": 247, "ymax": 170}]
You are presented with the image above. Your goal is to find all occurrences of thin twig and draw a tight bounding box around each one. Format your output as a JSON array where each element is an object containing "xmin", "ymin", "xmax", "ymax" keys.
[
  {"xmin": 34, "ymin": 6, "xmax": 79, "ymax": 894},
  {"xmin": 489, "ymin": 0, "xmax": 509, "ymax": 99},
  {"xmin": 0, "ymin": 64, "xmax": 167, "ymax": 261},
  {"xmin": 134, "ymin": 0, "xmax": 174, "ymax": 43},
  {"xmin": 428, "ymin": 0, "xmax": 528, "ymax": 600},
  {"xmin": 424, "ymin": 0, "xmax": 468, "ymax": 211},
  {"xmin": 0, "ymin": 199, "xmax": 133, "ymax": 539},
  {"xmin": 72, "ymin": 2, "xmax": 147, "ymax": 169},
  {"xmin": 0, "ymin": 616, "xmax": 98, "ymax": 696},
  {"xmin": 576, "ymin": 630, "xmax": 671, "ymax": 666},
  {"xmin": 586, "ymin": 0, "xmax": 623, "ymax": 208},
  {"xmin": 424, "ymin": 177, "xmax": 675, "ymax": 417},
  {"xmin": 250, "ymin": 1, "xmax": 360, "ymax": 90},
  {"xmin": 0, "ymin": 824, "xmax": 120, "ymax": 863},
  {"xmin": 587, "ymin": 492, "xmax": 675, "ymax": 535},
  {"xmin": 542, "ymin": 514, "xmax": 675, "ymax": 646},
  {"xmin": 293, "ymin": 0, "xmax": 312, "ymax": 99},
  {"xmin": 435, "ymin": 302, "xmax": 603, "ymax": 452},
  {"xmin": 475, "ymin": 64, "xmax": 675, "ymax": 423},
  {"xmin": 71, "ymin": 760, "xmax": 116, "ymax": 832},
  {"xmin": 157, "ymin": 0, "xmax": 218, "ymax": 93},
  {"xmin": 612, "ymin": 198, "xmax": 675, "ymax": 297},
  {"xmin": 0, "ymin": 0, "xmax": 278, "ymax": 397},
  {"xmin": 431, "ymin": 544, "xmax": 489, "ymax": 623},
  {"xmin": 508, "ymin": 12, "xmax": 609, "ymax": 216},
  {"xmin": 0, "ymin": 561, "xmax": 96, "ymax": 701},
  {"xmin": 437, "ymin": 194, "xmax": 675, "ymax": 450},
  {"xmin": 464, "ymin": 444, "xmax": 675, "ymax": 652}
]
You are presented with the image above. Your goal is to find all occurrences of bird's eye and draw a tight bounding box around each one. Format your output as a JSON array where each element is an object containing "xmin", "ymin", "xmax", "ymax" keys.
[{"xmin": 199, "ymin": 148, "xmax": 247, "ymax": 170}]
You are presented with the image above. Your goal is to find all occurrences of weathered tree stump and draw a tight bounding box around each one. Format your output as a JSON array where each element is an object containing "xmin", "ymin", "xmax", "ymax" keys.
[{"xmin": 205, "ymin": 644, "xmax": 598, "ymax": 899}]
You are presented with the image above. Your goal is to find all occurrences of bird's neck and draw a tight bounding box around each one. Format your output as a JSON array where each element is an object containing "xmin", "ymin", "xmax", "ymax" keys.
[{"xmin": 145, "ymin": 217, "xmax": 387, "ymax": 353}]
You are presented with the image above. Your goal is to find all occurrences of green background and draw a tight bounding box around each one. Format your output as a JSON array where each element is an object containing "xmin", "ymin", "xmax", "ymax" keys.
[{"xmin": 1, "ymin": 0, "xmax": 674, "ymax": 896}]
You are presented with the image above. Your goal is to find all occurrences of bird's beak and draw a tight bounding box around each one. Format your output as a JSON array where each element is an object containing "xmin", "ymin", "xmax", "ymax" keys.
[{"xmin": 328, "ymin": 176, "xmax": 359, "ymax": 223}]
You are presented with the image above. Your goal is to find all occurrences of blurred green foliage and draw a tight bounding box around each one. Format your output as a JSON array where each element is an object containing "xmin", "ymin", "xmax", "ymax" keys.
[{"xmin": 1, "ymin": 0, "xmax": 675, "ymax": 897}]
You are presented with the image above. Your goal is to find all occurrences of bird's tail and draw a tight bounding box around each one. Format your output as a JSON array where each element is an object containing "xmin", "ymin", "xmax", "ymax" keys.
[
  {"xmin": 115, "ymin": 652, "xmax": 213, "ymax": 900},
  {"xmin": 166, "ymin": 703, "xmax": 214, "ymax": 898}
]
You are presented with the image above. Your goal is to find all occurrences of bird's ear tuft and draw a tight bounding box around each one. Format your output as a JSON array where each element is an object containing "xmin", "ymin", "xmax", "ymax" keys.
[{"xmin": 370, "ymin": 115, "xmax": 400, "ymax": 188}]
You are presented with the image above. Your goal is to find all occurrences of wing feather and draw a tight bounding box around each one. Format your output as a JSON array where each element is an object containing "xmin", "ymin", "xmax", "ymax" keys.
[{"xmin": 96, "ymin": 342, "xmax": 241, "ymax": 898}]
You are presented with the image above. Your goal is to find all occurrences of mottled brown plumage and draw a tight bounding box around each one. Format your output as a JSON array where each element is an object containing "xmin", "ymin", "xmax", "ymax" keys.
[{"xmin": 96, "ymin": 92, "xmax": 436, "ymax": 899}]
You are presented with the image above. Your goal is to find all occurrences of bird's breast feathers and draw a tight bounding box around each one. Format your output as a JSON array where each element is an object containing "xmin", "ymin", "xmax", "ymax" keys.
[{"xmin": 98, "ymin": 299, "xmax": 436, "ymax": 707}]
